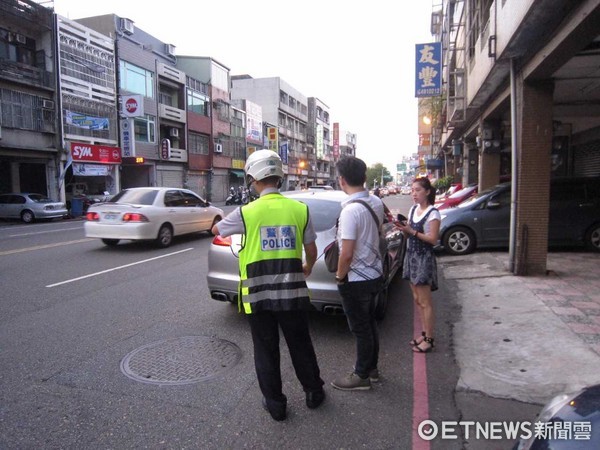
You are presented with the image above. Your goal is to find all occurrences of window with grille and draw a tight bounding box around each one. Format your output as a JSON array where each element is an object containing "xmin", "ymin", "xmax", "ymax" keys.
[{"xmin": 189, "ymin": 132, "xmax": 209, "ymax": 155}]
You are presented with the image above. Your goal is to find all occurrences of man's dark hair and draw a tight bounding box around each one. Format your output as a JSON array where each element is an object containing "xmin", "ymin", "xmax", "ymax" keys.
[{"xmin": 336, "ymin": 156, "xmax": 367, "ymax": 187}]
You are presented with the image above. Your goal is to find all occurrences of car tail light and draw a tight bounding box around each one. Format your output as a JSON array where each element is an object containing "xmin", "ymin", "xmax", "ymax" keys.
[
  {"xmin": 212, "ymin": 235, "xmax": 232, "ymax": 246},
  {"xmin": 86, "ymin": 212, "xmax": 99, "ymax": 221},
  {"xmin": 122, "ymin": 213, "xmax": 149, "ymax": 222}
]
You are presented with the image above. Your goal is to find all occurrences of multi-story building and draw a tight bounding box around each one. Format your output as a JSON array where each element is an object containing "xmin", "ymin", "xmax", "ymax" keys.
[
  {"xmin": 177, "ymin": 56, "xmax": 232, "ymax": 202},
  {"xmin": 307, "ymin": 97, "xmax": 334, "ymax": 187},
  {"xmin": 76, "ymin": 14, "xmax": 188, "ymax": 190},
  {"xmin": 0, "ymin": 0, "xmax": 59, "ymax": 197},
  {"xmin": 426, "ymin": 0, "xmax": 600, "ymax": 274},
  {"xmin": 231, "ymin": 75, "xmax": 309, "ymax": 191},
  {"xmin": 56, "ymin": 15, "xmax": 120, "ymax": 202},
  {"xmin": 184, "ymin": 75, "xmax": 212, "ymax": 199}
]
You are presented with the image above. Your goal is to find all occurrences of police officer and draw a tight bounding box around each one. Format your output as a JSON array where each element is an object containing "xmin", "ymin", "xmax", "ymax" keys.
[{"xmin": 211, "ymin": 149, "xmax": 325, "ymax": 421}]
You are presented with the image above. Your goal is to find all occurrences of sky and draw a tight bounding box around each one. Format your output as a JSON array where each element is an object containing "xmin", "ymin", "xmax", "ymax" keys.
[{"xmin": 53, "ymin": 0, "xmax": 434, "ymax": 173}]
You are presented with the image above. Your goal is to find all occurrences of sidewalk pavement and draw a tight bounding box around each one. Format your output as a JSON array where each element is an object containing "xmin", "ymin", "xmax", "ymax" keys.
[{"xmin": 439, "ymin": 251, "xmax": 600, "ymax": 406}]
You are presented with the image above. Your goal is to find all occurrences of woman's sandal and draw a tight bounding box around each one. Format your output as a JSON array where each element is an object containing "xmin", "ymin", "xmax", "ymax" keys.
[
  {"xmin": 409, "ymin": 331, "xmax": 426, "ymax": 347},
  {"xmin": 413, "ymin": 336, "xmax": 435, "ymax": 353}
]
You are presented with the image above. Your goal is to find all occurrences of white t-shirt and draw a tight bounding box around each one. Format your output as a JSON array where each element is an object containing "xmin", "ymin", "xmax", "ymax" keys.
[
  {"xmin": 337, "ymin": 191, "xmax": 384, "ymax": 282},
  {"xmin": 407, "ymin": 204, "xmax": 441, "ymax": 249}
]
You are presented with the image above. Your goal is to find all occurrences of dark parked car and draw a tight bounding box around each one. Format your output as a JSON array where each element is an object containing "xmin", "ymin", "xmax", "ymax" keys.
[
  {"xmin": 439, "ymin": 177, "xmax": 600, "ymax": 255},
  {"xmin": 0, "ymin": 193, "xmax": 68, "ymax": 223},
  {"xmin": 514, "ymin": 383, "xmax": 600, "ymax": 449}
]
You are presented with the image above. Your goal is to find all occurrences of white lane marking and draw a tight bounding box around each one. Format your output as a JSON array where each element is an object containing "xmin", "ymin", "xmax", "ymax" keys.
[
  {"xmin": 0, "ymin": 239, "xmax": 94, "ymax": 256},
  {"xmin": 46, "ymin": 248, "xmax": 194, "ymax": 288},
  {"xmin": 9, "ymin": 227, "xmax": 83, "ymax": 237}
]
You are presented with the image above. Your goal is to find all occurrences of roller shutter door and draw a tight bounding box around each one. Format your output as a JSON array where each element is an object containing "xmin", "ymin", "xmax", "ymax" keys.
[
  {"xmin": 156, "ymin": 167, "xmax": 184, "ymax": 188},
  {"xmin": 573, "ymin": 140, "xmax": 600, "ymax": 177}
]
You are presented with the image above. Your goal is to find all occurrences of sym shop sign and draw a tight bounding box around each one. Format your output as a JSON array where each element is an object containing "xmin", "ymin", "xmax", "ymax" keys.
[{"xmin": 71, "ymin": 142, "xmax": 122, "ymax": 164}]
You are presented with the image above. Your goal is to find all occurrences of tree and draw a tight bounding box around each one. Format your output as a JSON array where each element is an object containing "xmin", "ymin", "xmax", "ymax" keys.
[{"xmin": 366, "ymin": 163, "xmax": 391, "ymax": 188}]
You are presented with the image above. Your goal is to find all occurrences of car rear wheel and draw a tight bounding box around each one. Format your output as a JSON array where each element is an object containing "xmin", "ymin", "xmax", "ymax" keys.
[
  {"xmin": 443, "ymin": 226, "xmax": 476, "ymax": 255},
  {"xmin": 585, "ymin": 223, "xmax": 600, "ymax": 252},
  {"xmin": 156, "ymin": 224, "xmax": 173, "ymax": 248},
  {"xmin": 210, "ymin": 216, "xmax": 222, "ymax": 232},
  {"xmin": 101, "ymin": 239, "xmax": 119, "ymax": 246},
  {"xmin": 21, "ymin": 210, "xmax": 34, "ymax": 223}
]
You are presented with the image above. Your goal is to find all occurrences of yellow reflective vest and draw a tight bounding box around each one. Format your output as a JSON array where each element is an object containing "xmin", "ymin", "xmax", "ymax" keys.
[{"xmin": 238, "ymin": 193, "xmax": 311, "ymax": 314}]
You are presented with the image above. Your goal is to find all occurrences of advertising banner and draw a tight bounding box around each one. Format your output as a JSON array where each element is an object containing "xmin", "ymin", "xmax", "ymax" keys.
[
  {"xmin": 333, "ymin": 123, "xmax": 339, "ymax": 159},
  {"xmin": 415, "ymin": 42, "xmax": 442, "ymax": 97},
  {"xmin": 66, "ymin": 110, "xmax": 109, "ymax": 130},
  {"xmin": 267, "ymin": 127, "xmax": 278, "ymax": 152},
  {"xmin": 316, "ymin": 124, "xmax": 324, "ymax": 159}
]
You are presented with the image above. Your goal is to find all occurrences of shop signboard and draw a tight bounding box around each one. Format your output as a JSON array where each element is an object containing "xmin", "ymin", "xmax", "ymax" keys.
[{"xmin": 70, "ymin": 142, "xmax": 121, "ymax": 164}]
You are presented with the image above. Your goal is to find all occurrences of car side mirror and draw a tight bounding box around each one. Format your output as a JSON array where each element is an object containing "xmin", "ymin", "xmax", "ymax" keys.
[{"xmin": 487, "ymin": 200, "xmax": 501, "ymax": 209}]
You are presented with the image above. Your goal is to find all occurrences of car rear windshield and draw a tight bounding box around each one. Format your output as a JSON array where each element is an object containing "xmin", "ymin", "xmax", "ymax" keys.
[
  {"xmin": 110, "ymin": 189, "xmax": 158, "ymax": 205},
  {"xmin": 297, "ymin": 199, "xmax": 342, "ymax": 232},
  {"xmin": 28, "ymin": 194, "xmax": 52, "ymax": 203}
]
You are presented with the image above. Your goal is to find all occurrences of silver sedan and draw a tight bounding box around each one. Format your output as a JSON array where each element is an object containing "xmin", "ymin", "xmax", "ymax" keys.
[
  {"xmin": 0, "ymin": 193, "xmax": 68, "ymax": 223},
  {"xmin": 84, "ymin": 187, "xmax": 224, "ymax": 248},
  {"xmin": 207, "ymin": 190, "xmax": 405, "ymax": 319}
]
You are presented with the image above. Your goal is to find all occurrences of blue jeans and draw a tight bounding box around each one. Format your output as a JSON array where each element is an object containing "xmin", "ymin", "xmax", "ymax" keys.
[{"xmin": 337, "ymin": 277, "xmax": 382, "ymax": 379}]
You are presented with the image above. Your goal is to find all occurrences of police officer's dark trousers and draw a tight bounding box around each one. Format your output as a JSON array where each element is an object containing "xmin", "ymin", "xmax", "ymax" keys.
[{"xmin": 247, "ymin": 310, "xmax": 324, "ymax": 411}]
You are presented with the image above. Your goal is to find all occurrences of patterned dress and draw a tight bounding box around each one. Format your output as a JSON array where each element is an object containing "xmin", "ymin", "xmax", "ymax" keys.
[{"xmin": 402, "ymin": 205, "xmax": 439, "ymax": 291}]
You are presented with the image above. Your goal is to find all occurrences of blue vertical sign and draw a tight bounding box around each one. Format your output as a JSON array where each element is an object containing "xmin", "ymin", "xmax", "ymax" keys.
[
  {"xmin": 415, "ymin": 42, "xmax": 442, "ymax": 97},
  {"xmin": 279, "ymin": 141, "xmax": 288, "ymax": 164}
]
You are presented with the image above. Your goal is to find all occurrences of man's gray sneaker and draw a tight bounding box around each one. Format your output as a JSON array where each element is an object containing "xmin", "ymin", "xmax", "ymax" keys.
[
  {"xmin": 353, "ymin": 366, "xmax": 380, "ymax": 383},
  {"xmin": 331, "ymin": 372, "xmax": 371, "ymax": 391},
  {"xmin": 369, "ymin": 368, "xmax": 380, "ymax": 383}
]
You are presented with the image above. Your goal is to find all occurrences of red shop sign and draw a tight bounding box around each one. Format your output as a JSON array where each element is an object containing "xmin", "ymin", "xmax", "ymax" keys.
[{"xmin": 71, "ymin": 142, "xmax": 122, "ymax": 164}]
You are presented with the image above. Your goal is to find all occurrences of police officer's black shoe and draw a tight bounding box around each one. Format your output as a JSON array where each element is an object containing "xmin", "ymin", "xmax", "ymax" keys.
[
  {"xmin": 262, "ymin": 397, "xmax": 287, "ymax": 421},
  {"xmin": 306, "ymin": 389, "xmax": 326, "ymax": 409}
]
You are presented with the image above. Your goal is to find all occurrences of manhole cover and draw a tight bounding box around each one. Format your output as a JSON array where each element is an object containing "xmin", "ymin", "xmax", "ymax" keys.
[{"xmin": 120, "ymin": 336, "xmax": 242, "ymax": 385}]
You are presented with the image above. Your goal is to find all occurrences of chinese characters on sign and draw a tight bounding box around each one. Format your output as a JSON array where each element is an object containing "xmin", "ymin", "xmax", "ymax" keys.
[{"xmin": 415, "ymin": 42, "xmax": 442, "ymax": 97}]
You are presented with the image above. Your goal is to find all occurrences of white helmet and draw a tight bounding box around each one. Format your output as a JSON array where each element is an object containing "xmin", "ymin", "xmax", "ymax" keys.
[{"xmin": 244, "ymin": 149, "xmax": 284, "ymax": 184}]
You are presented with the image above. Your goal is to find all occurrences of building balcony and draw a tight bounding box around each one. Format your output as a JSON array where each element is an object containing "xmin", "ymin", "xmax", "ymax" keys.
[
  {"xmin": 158, "ymin": 104, "xmax": 186, "ymax": 123},
  {"xmin": 0, "ymin": 60, "xmax": 55, "ymax": 90}
]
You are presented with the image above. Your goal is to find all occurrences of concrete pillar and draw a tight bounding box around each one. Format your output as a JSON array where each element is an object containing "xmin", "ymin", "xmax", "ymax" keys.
[
  {"xmin": 479, "ymin": 151, "xmax": 501, "ymax": 191},
  {"xmin": 515, "ymin": 80, "xmax": 554, "ymax": 275}
]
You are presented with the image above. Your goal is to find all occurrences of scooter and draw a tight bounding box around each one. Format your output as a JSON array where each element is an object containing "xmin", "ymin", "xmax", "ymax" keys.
[{"xmin": 225, "ymin": 187, "xmax": 243, "ymax": 205}]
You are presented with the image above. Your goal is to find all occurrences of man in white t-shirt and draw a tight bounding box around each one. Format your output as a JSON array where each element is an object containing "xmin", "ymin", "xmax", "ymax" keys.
[{"xmin": 331, "ymin": 156, "xmax": 385, "ymax": 391}]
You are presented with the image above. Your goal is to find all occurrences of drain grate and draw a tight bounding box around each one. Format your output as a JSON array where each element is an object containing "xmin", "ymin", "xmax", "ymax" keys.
[{"xmin": 120, "ymin": 336, "xmax": 242, "ymax": 385}]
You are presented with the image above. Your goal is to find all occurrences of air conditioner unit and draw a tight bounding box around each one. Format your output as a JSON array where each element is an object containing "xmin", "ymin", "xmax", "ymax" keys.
[
  {"xmin": 14, "ymin": 33, "xmax": 26, "ymax": 44},
  {"xmin": 214, "ymin": 143, "xmax": 223, "ymax": 153},
  {"xmin": 41, "ymin": 99, "xmax": 54, "ymax": 109},
  {"xmin": 120, "ymin": 18, "xmax": 134, "ymax": 35},
  {"xmin": 165, "ymin": 44, "xmax": 176, "ymax": 56},
  {"xmin": 169, "ymin": 128, "xmax": 179, "ymax": 138}
]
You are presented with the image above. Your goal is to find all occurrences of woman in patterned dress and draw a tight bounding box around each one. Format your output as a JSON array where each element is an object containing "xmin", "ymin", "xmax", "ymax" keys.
[{"xmin": 397, "ymin": 177, "xmax": 441, "ymax": 353}]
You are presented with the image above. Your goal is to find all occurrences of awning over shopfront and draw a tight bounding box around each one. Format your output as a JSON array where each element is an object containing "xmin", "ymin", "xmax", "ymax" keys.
[
  {"xmin": 230, "ymin": 169, "xmax": 245, "ymax": 178},
  {"xmin": 426, "ymin": 159, "xmax": 444, "ymax": 169}
]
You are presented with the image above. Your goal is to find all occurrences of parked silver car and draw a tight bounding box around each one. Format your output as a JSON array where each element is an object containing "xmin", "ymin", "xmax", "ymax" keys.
[
  {"xmin": 207, "ymin": 190, "xmax": 405, "ymax": 319},
  {"xmin": 0, "ymin": 193, "xmax": 68, "ymax": 223}
]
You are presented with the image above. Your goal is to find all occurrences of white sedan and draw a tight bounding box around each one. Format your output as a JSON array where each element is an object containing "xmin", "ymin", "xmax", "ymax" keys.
[{"xmin": 84, "ymin": 187, "xmax": 224, "ymax": 248}]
